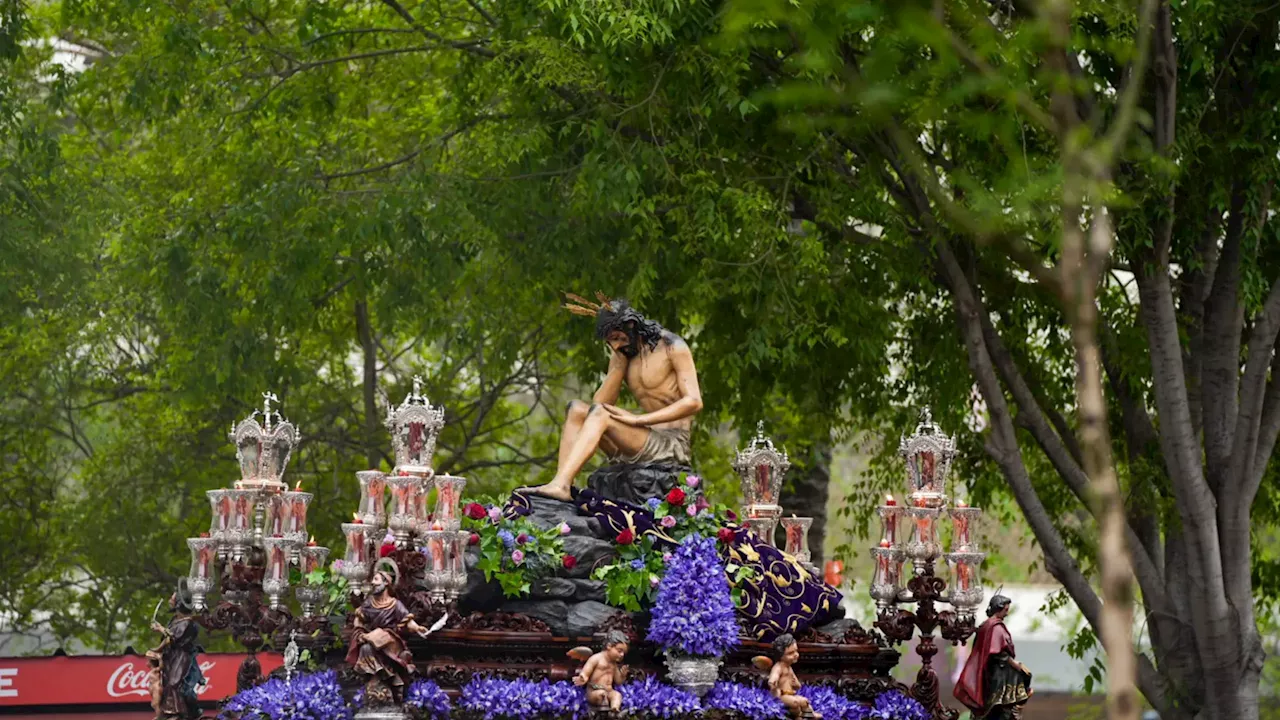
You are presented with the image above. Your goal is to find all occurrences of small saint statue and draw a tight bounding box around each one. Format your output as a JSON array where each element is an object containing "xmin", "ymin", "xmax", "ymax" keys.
[
  {"xmin": 146, "ymin": 578, "xmax": 206, "ymax": 720},
  {"xmin": 522, "ymin": 294, "xmax": 703, "ymax": 501},
  {"xmin": 954, "ymin": 594, "xmax": 1033, "ymax": 719},
  {"xmin": 753, "ymin": 634, "xmax": 822, "ymax": 719},
  {"xmin": 569, "ymin": 630, "xmax": 631, "ymax": 712},
  {"xmin": 345, "ymin": 563, "xmax": 447, "ymax": 707}
]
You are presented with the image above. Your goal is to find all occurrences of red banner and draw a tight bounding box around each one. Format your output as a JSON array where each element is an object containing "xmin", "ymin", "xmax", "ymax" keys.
[{"xmin": 0, "ymin": 652, "xmax": 282, "ymax": 707}]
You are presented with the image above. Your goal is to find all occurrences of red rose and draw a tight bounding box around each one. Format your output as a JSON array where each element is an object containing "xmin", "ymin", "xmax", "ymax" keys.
[
  {"xmin": 726, "ymin": 510, "xmax": 738, "ymax": 522},
  {"xmin": 379, "ymin": 542, "xmax": 396, "ymax": 557},
  {"xmin": 563, "ymin": 555, "xmax": 578, "ymax": 570},
  {"xmin": 616, "ymin": 529, "xmax": 636, "ymax": 546},
  {"xmin": 469, "ymin": 533, "xmax": 481, "ymax": 546},
  {"xmin": 717, "ymin": 528, "xmax": 736, "ymax": 544},
  {"xmin": 665, "ymin": 488, "xmax": 687, "ymax": 506},
  {"xmin": 464, "ymin": 503, "xmax": 487, "ymax": 520}
]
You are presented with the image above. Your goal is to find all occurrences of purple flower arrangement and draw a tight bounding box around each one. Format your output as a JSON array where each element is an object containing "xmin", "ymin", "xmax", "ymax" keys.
[
  {"xmin": 618, "ymin": 675, "xmax": 702, "ymax": 718},
  {"xmin": 647, "ymin": 534, "xmax": 740, "ymax": 657},
  {"xmin": 406, "ymin": 678, "xmax": 451, "ymax": 720},
  {"xmin": 804, "ymin": 684, "xmax": 871, "ymax": 720},
  {"xmin": 704, "ymin": 681, "xmax": 787, "ymax": 720},
  {"xmin": 458, "ymin": 677, "xmax": 587, "ymax": 720},
  {"xmin": 868, "ymin": 690, "xmax": 927, "ymax": 720},
  {"xmin": 217, "ymin": 670, "xmax": 351, "ymax": 720}
]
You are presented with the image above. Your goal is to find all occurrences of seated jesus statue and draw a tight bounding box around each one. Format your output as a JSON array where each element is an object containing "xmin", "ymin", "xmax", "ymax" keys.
[{"xmin": 522, "ymin": 296, "xmax": 703, "ymax": 501}]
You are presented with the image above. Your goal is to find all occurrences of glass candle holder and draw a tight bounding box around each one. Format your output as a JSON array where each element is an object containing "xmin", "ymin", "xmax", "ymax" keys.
[
  {"xmin": 387, "ymin": 475, "xmax": 420, "ymax": 547},
  {"xmin": 208, "ymin": 489, "xmax": 233, "ymax": 560},
  {"xmin": 877, "ymin": 496, "xmax": 899, "ymax": 547},
  {"xmin": 262, "ymin": 537, "xmax": 292, "ymax": 609},
  {"xmin": 744, "ymin": 516, "xmax": 779, "ymax": 547},
  {"xmin": 949, "ymin": 505, "xmax": 982, "ymax": 552},
  {"xmin": 904, "ymin": 505, "xmax": 942, "ymax": 571},
  {"xmin": 357, "ymin": 470, "xmax": 388, "ymax": 527},
  {"xmin": 186, "ymin": 537, "xmax": 217, "ymax": 612},
  {"xmin": 263, "ymin": 494, "xmax": 287, "ymax": 538},
  {"xmin": 447, "ymin": 530, "xmax": 469, "ymax": 601},
  {"xmin": 424, "ymin": 529, "xmax": 451, "ymax": 602},
  {"xmin": 282, "ymin": 490, "xmax": 313, "ymax": 553},
  {"xmin": 945, "ymin": 550, "xmax": 986, "ymax": 612},
  {"xmin": 870, "ymin": 543, "xmax": 904, "ymax": 610},
  {"xmin": 780, "ymin": 516, "xmax": 813, "ymax": 563},
  {"xmin": 296, "ymin": 544, "xmax": 330, "ymax": 617},
  {"xmin": 340, "ymin": 522, "xmax": 372, "ymax": 592},
  {"xmin": 432, "ymin": 475, "xmax": 467, "ymax": 531},
  {"xmin": 226, "ymin": 489, "xmax": 258, "ymax": 561}
]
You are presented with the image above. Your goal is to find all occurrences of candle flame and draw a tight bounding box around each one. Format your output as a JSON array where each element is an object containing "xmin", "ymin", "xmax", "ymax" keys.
[
  {"xmin": 353, "ymin": 511, "xmax": 360, "ymax": 522},
  {"xmin": 295, "ymin": 481, "xmax": 302, "ymax": 490}
]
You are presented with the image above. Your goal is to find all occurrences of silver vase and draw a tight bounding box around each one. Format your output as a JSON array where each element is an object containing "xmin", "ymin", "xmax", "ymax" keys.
[{"xmin": 664, "ymin": 653, "xmax": 721, "ymax": 698}]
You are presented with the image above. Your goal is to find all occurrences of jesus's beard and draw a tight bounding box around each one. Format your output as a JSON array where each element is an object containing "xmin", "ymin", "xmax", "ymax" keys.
[{"xmin": 618, "ymin": 334, "xmax": 641, "ymax": 358}]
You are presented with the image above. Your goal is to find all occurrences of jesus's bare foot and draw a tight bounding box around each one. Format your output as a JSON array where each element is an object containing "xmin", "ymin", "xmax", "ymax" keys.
[{"xmin": 517, "ymin": 482, "xmax": 574, "ymax": 502}]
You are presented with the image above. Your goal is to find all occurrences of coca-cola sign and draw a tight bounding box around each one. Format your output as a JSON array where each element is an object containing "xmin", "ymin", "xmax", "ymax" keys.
[
  {"xmin": 0, "ymin": 652, "xmax": 281, "ymax": 707},
  {"xmin": 105, "ymin": 659, "xmax": 218, "ymax": 698}
]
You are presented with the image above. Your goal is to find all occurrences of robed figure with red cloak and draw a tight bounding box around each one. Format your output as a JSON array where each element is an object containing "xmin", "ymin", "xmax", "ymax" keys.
[{"xmin": 954, "ymin": 595, "xmax": 1032, "ymax": 719}]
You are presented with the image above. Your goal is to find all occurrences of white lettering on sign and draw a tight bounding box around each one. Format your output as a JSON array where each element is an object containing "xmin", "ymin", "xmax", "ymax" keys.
[
  {"xmin": 0, "ymin": 668, "xmax": 17, "ymax": 698},
  {"xmin": 107, "ymin": 659, "xmax": 218, "ymax": 698},
  {"xmin": 106, "ymin": 661, "xmax": 151, "ymax": 698}
]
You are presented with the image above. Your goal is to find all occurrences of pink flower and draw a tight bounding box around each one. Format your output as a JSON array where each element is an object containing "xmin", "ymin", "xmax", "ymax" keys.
[
  {"xmin": 649, "ymin": 575, "xmax": 660, "ymax": 588},
  {"xmin": 488, "ymin": 506, "xmax": 502, "ymax": 523},
  {"xmin": 660, "ymin": 515, "xmax": 677, "ymax": 529},
  {"xmin": 331, "ymin": 559, "xmax": 345, "ymax": 573},
  {"xmin": 558, "ymin": 522, "xmax": 571, "ymax": 535},
  {"xmin": 662, "ymin": 553, "xmax": 673, "ymax": 563},
  {"xmin": 383, "ymin": 531, "xmax": 395, "ymax": 544},
  {"xmin": 511, "ymin": 549, "xmax": 525, "ymax": 565},
  {"xmin": 516, "ymin": 533, "xmax": 529, "ymax": 545},
  {"xmin": 685, "ymin": 474, "xmax": 701, "ymax": 488},
  {"xmin": 686, "ymin": 503, "xmax": 698, "ymax": 517},
  {"xmin": 695, "ymin": 496, "xmax": 710, "ymax": 512}
]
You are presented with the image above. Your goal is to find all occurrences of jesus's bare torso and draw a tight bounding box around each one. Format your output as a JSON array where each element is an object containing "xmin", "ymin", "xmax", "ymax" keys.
[{"xmin": 624, "ymin": 338, "xmax": 690, "ymax": 431}]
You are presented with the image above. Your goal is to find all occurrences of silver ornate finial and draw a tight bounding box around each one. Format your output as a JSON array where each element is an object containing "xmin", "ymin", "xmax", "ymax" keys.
[
  {"xmin": 756, "ymin": 420, "xmax": 766, "ymax": 437},
  {"xmin": 412, "ymin": 375, "xmax": 424, "ymax": 402},
  {"xmin": 920, "ymin": 407, "xmax": 932, "ymax": 426},
  {"xmin": 283, "ymin": 630, "xmax": 299, "ymax": 682},
  {"xmin": 262, "ymin": 391, "xmax": 280, "ymax": 429}
]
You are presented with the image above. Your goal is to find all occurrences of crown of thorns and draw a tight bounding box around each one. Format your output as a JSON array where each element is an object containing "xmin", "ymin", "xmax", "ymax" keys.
[{"xmin": 561, "ymin": 291, "xmax": 614, "ymax": 318}]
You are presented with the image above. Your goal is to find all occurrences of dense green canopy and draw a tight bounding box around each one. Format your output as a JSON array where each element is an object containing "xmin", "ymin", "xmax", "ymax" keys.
[{"xmin": 2, "ymin": 0, "xmax": 1279, "ymax": 716}]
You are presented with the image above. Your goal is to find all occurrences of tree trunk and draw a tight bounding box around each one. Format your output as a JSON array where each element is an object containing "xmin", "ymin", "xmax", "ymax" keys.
[
  {"xmin": 778, "ymin": 438, "xmax": 832, "ymax": 565},
  {"xmin": 354, "ymin": 298, "xmax": 381, "ymax": 470}
]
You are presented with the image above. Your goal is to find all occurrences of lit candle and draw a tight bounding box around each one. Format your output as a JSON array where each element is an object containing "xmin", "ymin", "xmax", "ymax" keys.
[
  {"xmin": 883, "ymin": 495, "xmax": 898, "ymax": 545},
  {"xmin": 954, "ymin": 512, "xmax": 970, "ymax": 550},
  {"xmin": 430, "ymin": 534, "xmax": 445, "ymax": 572},
  {"xmin": 268, "ymin": 542, "xmax": 287, "ymax": 582},
  {"xmin": 956, "ymin": 560, "xmax": 971, "ymax": 591}
]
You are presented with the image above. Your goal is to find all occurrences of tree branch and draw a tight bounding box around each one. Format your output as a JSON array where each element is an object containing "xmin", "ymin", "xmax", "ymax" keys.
[{"xmin": 377, "ymin": 0, "xmax": 496, "ymax": 57}]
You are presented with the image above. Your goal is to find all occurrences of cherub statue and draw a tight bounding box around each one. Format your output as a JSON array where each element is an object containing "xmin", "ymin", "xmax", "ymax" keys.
[
  {"xmin": 345, "ymin": 560, "xmax": 448, "ymax": 706},
  {"xmin": 752, "ymin": 634, "xmax": 822, "ymax": 719},
  {"xmin": 146, "ymin": 578, "xmax": 206, "ymax": 720},
  {"xmin": 568, "ymin": 630, "xmax": 631, "ymax": 712}
]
